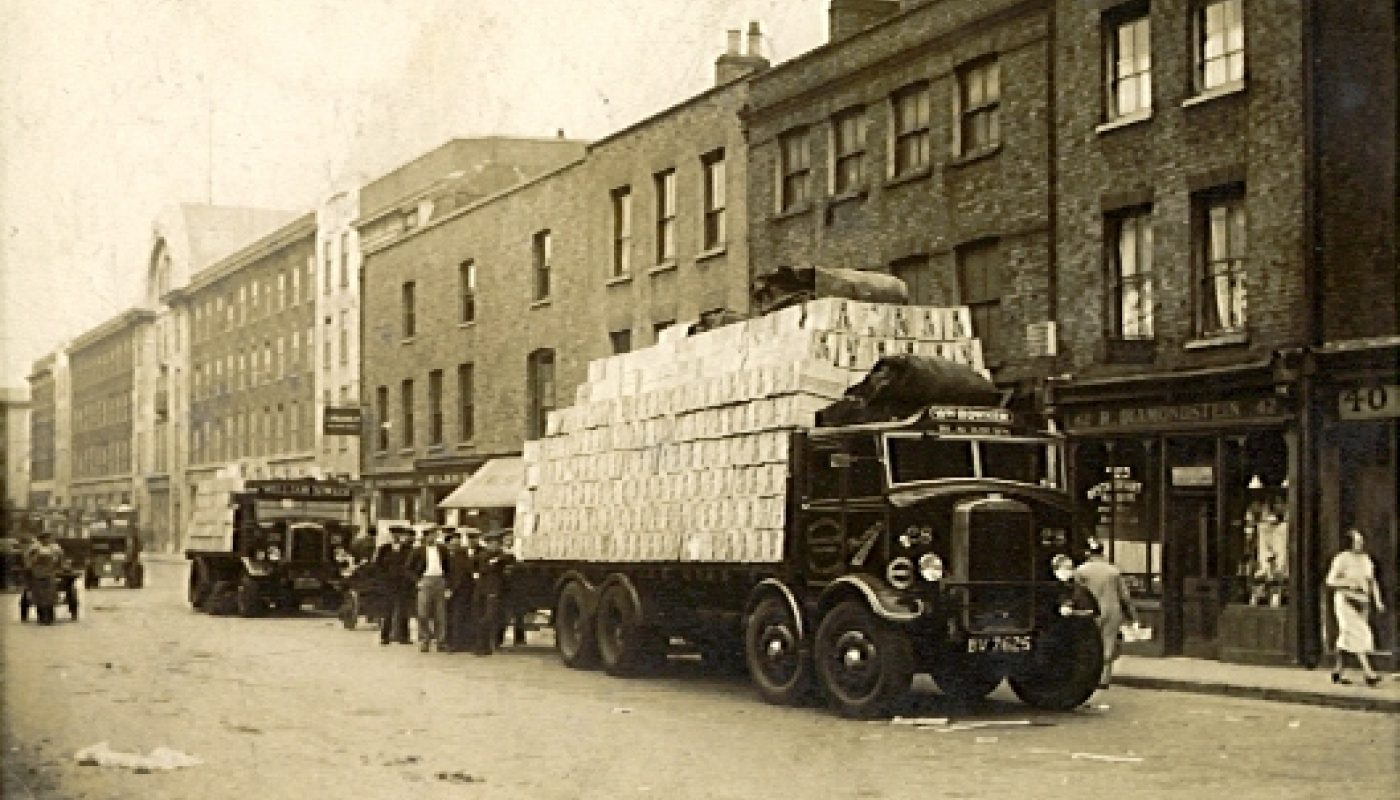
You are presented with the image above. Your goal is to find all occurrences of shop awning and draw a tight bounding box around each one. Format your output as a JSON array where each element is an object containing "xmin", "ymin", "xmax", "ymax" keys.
[{"xmin": 437, "ymin": 457, "xmax": 524, "ymax": 510}]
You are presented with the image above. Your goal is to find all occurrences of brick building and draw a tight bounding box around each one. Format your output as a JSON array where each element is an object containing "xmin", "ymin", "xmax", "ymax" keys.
[
  {"xmin": 1, "ymin": 387, "xmax": 31, "ymax": 529},
  {"xmin": 742, "ymin": 0, "xmax": 1396, "ymax": 667},
  {"xmin": 25, "ymin": 353, "xmax": 61, "ymax": 511},
  {"xmin": 360, "ymin": 45, "xmax": 762, "ymax": 525},
  {"xmin": 66, "ymin": 309, "xmax": 152, "ymax": 514}
]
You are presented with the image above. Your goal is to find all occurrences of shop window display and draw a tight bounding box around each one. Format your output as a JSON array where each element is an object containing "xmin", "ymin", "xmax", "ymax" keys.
[
  {"xmin": 1078, "ymin": 439, "xmax": 1160, "ymax": 596},
  {"xmin": 1230, "ymin": 433, "xmax": 1289, "ymax": 607}
]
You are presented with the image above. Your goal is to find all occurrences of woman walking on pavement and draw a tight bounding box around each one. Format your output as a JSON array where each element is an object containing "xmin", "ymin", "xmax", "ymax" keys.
[{"xmin": 1326, "ymin": 528, "xmax": 1387, "ymax": 687}]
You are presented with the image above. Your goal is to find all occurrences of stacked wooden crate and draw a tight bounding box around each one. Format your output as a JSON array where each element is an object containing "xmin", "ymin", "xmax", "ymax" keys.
[{"xmin": 516, "ymin": 299, "xmax": 983, "ymax": 564}]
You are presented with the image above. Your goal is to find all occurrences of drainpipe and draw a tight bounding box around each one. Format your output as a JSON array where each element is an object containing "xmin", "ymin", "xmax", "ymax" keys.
[{"xmin": 1296, "ymin": 0, "xmax": 1323, "ymax": 668}]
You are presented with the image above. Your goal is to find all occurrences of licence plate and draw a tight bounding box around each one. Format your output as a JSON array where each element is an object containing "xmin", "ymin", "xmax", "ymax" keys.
[
  {"xmin": 966, "ymin": 635, "xmax": 1032, "ymax": 654},
  {"xmin": 293, "ymin": 577, "xmax": 322, "ymax": 591}
]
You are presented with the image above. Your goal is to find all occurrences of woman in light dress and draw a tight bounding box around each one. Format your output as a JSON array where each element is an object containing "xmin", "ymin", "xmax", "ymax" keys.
[{"xmin": 1325, "ymin": 528, "xmax": 1387, "ymax": 686}]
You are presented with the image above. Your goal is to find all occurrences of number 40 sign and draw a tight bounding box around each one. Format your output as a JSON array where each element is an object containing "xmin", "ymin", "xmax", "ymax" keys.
[{"xmin": 1339, "ymin": 385, "xmax": 1400, "ymax": 421}]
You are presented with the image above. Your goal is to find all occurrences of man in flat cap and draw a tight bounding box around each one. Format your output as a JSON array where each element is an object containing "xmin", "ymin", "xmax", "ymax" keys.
[
  {"xmin": 374, "ymin": 526, "xmax": 415, "ymax": 645},
  {"xmin": 471, "ymin": 529, "xmax": 516, "ymax": 655}
]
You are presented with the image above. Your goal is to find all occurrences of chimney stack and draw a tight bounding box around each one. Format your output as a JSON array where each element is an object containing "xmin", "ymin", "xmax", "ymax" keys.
[
  {"xmin": 714, "ymin": 20, "xmax": 771, "ymax": 86},
  {"xmin": 828, "ymin": 0, "xmax": 901, "ymax": 42}
]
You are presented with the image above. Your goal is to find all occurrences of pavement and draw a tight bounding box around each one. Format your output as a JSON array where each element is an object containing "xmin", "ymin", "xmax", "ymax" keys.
[{"xmin": 142, "ymin": 552, "xmax": 1398, "ymax": 714}]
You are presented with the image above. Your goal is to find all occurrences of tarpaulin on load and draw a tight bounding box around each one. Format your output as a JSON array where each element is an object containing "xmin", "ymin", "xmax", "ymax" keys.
[
  {"xmin": 752, "ymin": 265, "xmax": 908, "ymax": 314},
  {"xmin": 817, "ymin": 354, "xmax": 1001, "ymax": 426}
]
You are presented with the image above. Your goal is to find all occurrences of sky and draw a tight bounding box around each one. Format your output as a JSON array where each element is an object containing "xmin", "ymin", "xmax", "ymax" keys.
[{"xmin": 0, "ymin": 0, "xmax": 830, "ymax": 389}]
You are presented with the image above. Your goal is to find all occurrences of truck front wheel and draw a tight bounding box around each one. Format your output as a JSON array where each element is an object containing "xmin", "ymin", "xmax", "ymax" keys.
[
  {"xmin": 745, "ymin": 596, "xmax": 813, "ymax": 706},
  {"xmin": 814, "ymin": 601, "xmax": 914, "ymax": 718},
  {"xmin": 188, "ymin": 564, "xmax": 212, "ymax": 611},
  {"xmin": 554, "ymin": 581, "xmax": 598, "ymax": 669},
  {"xmin": 235, "ymin": 575, "xmax": 264, "ymax": 618},
  {"xmin": 1007, "ymin": 616, "xmax": 1103, "ymax": 711}
]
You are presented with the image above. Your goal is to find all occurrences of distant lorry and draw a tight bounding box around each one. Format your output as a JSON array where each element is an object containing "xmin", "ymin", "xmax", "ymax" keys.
[
  {"xmin": 79, "ymin": 505, "xmax": 144, "ymax": 589},
  {"xmin": 506, "ymin": 298, "xmax": 1101, "ymax": 717},
  {"xmin": 185, "ymin": 477, "xmax": 357, "ymax": 617}
]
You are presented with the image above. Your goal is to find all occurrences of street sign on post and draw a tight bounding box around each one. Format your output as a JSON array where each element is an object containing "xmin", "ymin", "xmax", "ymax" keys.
[{"xmin": 323, "ymin": 406, "xmax": 364, "ymax": 436}]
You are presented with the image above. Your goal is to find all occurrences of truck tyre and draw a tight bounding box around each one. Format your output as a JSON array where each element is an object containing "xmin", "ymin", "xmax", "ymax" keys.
[
  {"xmin": 236, "ymin": 575, "xmax": 264, "ymax": 618},
  {"xmin": 555, "ymin": 581, "xmax": 599, "ymax": 669},
  {"xmin": 931, "ymin": 650, "xmax": 1003, "ymax": 703},
  {"xmin": 126, "ymin": 564, "xmax": 144, "ymax": 589},
  {"xmin": 189, "ymin": 563, "xmax": 214, "ymax": 610},
  {"xmin": 595, "ymin": 582, "xmax": 665, "ymax": 677},
  {"xmin": 745, "ymin": 596, "xmax": 814, "ymax": 706},
  {"xmin": 1008, "ymin": 616, "xmax": 1103, "ymax": 711},
  {"xmin": 339, "ymin": 589, "xmax": 360, "ymax": 629},
  {"xmin": 814, "ymin": 600, "xmax": 914, "ymax": 718},
  {"xmin": 84, "ymin": 568, "xmax": 99, "ymax": 590}
]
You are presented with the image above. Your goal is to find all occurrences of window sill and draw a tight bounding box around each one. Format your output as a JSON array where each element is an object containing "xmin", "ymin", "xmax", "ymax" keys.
[
  {"xmin": 827, "ymin": 187, "xmax": 867, "ymax": 207},
  {"xmin": 529, "ymin": 298, "xmax": 551, "ymax": 310},
  {"xmin": 1184, "ymin": 331, "xmax": 1249, "ymax": 350},
  {"xmin": 455, "ymin": 441, "xmax": 476, "ymax": 451},
  {"xmin": 1101, "ymin": 337, "xmax": 1157, "ymax": 365},
  {"xmin": 695, "ymin": 245, "xmax": 727, "ymax": 264},
  {"xmin": 457, "ymin": 320, "xmax": 476, "ymax": 330},
  {"xmin": 400, "ymin": 337, "xmax": 415, "ymax": 346},
  {"xmin": 1095, "ymin": 109, "xmax": 1153, "ymax": 135},
  {"xmin": 1182, "ymin": 81, "xmax": 1247, "ymax": 109},
  {"xmin": 397, "ymin": 448, "xmax": 416, "ymax": 455},
  {"xmin": 885, "ymin": 166, "xmax": 932, "ymax": 189},
  {"xmin": 773, "ymin": 202, "xmax": 812, "ymax": 221},
  {"xmin": 605, "ymin": 274, "xmax": 633, "ymax": 287},
  {"xmin": 649, "ymin": 261, "xmax": 678, "ymax": 276},
  {"xmin": 948, "ymin": 143, "xmax": 1003, "ymax": 168}
]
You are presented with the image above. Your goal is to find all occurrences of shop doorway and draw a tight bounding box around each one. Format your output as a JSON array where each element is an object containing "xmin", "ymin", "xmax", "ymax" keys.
[{"xmin": 1169, "ymin": 493, "xmax": 1221, "ymax": 658}]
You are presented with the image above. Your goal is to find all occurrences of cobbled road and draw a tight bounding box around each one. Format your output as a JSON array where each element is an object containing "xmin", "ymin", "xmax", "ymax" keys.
[{"xmin": 2, "ymin": 558, "xmax": 1394, "ymax": 799}]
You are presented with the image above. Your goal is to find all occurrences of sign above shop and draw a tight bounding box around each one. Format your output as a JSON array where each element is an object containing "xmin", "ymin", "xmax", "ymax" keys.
[
  {"xmin": 323, "ymin": 407, "xmax": 364, "ymax": 436},
  {"xmin": 1171, "ymin": 466, "xmax": 1215, "ymax": 487},
  {"xmin": 1067, "ymin": 396, "xmax": 1282, "ymax": 432},
  {"xmin": 1339, "ymin": 385, "xmax": 1400, "ymax": 421}
]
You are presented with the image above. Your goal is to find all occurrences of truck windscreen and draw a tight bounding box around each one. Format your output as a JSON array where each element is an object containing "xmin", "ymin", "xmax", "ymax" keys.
[{"xmin": 885, "ymin": 434, "xmax": 1060, "ymax": 488}]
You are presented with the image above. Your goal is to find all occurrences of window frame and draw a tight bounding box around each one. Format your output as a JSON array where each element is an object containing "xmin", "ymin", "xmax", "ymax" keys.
[
  {"xmin": 375, "ymin": 386, "xmax": 389, "ymax": 452},
  {"xmin": 701, "ymin": 150, "xmax": 726, "ymax": 251},
  {"xmin": 777, "ymin": 127, "xmax": 812, "ymax": 213},
  {"xmin": 654, "ymin": 169, "xmax": 677, "ymax": 264},
  {"xmin": 955, "ymin": 57, "xmax": 1001, "ymax": 156},
  {"xmin": 526, "ymin": 349, "xmax": 556, "ymax": 440},
  {"xmin": 1193, "ymin": 0, "xmax": 1245, "ymax": 94},
  {"xmin": 1107, "ymin": 206, "xmax": 1156, "ymax": 341},
  {"xmin": 611, "ymin": 186, "xmax": 632, "ymax": 277},
  {"xmin": 400, "ymin": 379, "xmax": 414, "ymax": 448},
  {"xmin": 401, "ymin": 280, "xmax": 416, "ymax": 339},
  {"xmin": 457, "ymin": 362, "xmax": 474, "ymax": 443},
  {"xmin": 428, "ymin": 369, "xmax": 443, "ymax": 446},
  {"xmin": 459, "ymin": 260, "xmax": 476, "ymax": 323},
  {"xmin": 1194, "ymin": 186, "xmax": 1248, "ymax": 337},
  {"xmin": 890, "ymin": 83, "xmax": 931, "ymax": 177},
  {"xmin": 1104, "ymin": 5, "xmax": 1152, "ymax": 121},
  {"xmin": 830, "ymin": 106, "xmax": 867, "ymax": 195},
  {"xmin": 532, "ymin": 230, "xmax": 552, "ymax": 302},
  {"xmin": 956, "ymin": 239, "xmax": 1004, "ymax": 363}
]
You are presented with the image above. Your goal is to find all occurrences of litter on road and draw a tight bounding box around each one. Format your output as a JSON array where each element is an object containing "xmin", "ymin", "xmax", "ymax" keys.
[
  {"xmin": 890, "ymin": 716, "xmax": 950, "ymax": 726},
  {"xmin": 74, "ymin": 742, "xmax": 202, "ymax": 771},
  {"xmin": 1070, "ymin": 752, "xmax": 1144, "ymax": 764}
]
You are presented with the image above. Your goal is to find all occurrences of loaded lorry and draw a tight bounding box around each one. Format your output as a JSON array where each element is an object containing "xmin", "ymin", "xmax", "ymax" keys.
[
  {"xmin": 186, "ymin": 475, "xmax": 357, "ymax": 617},
  {"xmin": 505, "ymin": 296, "xmax": 1102, "ymax": 717}
]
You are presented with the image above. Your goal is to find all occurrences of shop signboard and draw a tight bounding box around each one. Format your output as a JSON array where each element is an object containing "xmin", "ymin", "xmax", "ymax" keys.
[
  {"xmin": 1338, "ymin": 385, "xmax": 1400, "ymax": 421},
  {"xmin": 323, "ymin": 406, "xmax": 363, "ymax": 436},
  {"xmin": 1170, "ymin": 465, "xmax": 1214, "ymax": 487}
]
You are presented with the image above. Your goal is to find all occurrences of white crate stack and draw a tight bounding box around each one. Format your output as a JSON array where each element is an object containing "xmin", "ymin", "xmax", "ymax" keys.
[{"xmin": 516, "ymin": 298, "xmax": 983, "ymax": 564}]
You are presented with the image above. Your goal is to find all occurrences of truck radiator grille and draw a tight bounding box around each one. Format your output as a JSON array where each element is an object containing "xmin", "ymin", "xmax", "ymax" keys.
[
  {"xmin": 289, "ymin": 528, "xmax": 326, "ymax": 562},
  {"xmin": 967, "ymin": 509, "xmax": 1033, "ymax": 583}
]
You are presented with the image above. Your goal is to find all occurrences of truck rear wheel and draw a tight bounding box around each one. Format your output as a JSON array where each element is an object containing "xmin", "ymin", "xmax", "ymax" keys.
[
  {"xmin": 125, "ymin": 564, "xmax": 144, "ymax": 589},
  {"xmin": 814, "ymin": 600, "xmax": 914, "ymax": 718},
  {"xmin": 188, "ymin": 565, "xmax": 212, "ymax": 611},
  {"xmin": 931, "ymin": 652, "xmax": 1003, "ymax": 703},
  {"xmin": 745, "ymin": 596, "xmax": 814, "ymax": 706},
  {"xmin": 1008, "ymin": 616, "xmax": 1103, "ymax": 711},
  {"xmin": 555, "ymin": 581, "xmax": 599, "ymax": 669},
  {"xmin": 595, "ymin": 582, "xmax": 665, "ymax": 676},
  {"xmin": 235, "ymin": 575, "xmax": 264, "ymax": 618}
]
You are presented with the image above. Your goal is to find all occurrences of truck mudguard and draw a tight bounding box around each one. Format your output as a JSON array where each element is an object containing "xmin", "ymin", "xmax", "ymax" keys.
[
  {"xmin": 746, "ymin": 578, "xmax": 807, "ymax": 639},
  {"xmin": 819, "ymin": 574, "xmax": 923, "ymax": 623},
  {"xmin": 239, "ymin": 557, "xmax": 274, "ymax": 578}
]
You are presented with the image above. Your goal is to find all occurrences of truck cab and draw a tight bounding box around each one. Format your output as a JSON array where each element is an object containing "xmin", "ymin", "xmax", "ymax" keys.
[{"xmin": 751, "ymin": 405, "xmax": 1100, "ymax": 716}]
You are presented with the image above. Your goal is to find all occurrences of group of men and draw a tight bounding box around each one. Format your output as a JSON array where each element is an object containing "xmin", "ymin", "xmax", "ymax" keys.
[
  {"xmin": 16, "ymin": 529, "xmax": 68, "ymax": 624},
  {"xmin": 371, "ymin": 524, "xmax": 520, "ymax": 655}
]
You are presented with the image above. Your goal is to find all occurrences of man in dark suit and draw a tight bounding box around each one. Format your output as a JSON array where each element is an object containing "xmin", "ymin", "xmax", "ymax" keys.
[
  {"xmin": 472, "ymin": 530, "xmax": 517, "ymax": 656},
  {"xmin": 445, "ymin": 527, "xmax": 479, "ymax": 653},
  {"xmin": 374, "ymin": 526, "xmax": 415, "ymax": 645},
  {"xmin": 406, "ymin": 526, "xmax": 453, "ymax": 652}
]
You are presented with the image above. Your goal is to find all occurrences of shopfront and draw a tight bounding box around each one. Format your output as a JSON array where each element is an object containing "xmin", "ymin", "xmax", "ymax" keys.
[
  {"xmin": 366, "ymin": 457, "xmax": 479, "ymax": 528},
  {"xmin": 1315, "ymin": 340, "xmax": 1399, "ymax": 670},
  {"xmin": 1055, "ymin": 367, "xmax": 1304, "ymax": 665}
]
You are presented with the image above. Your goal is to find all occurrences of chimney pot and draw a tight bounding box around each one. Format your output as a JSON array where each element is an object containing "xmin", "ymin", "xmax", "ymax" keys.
[
  {"xmin": 746, "ymin": 21, "xmax": 762, "ymax": 56},
  {"xmin": 726, "ymin": 29, "xmax": 742, "ymax": 55}
]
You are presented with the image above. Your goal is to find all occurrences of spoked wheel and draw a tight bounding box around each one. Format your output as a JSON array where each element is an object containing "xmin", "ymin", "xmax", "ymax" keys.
[
  {"xmin": 338, "ymin": 590, "xmax": 361, "ymax": 629},
  {"xmin": 235, "ymin": 575, "xmax": 264, "ymax": 618},
  {"xmin": 814, "ymin": 601, "xmax": 914, "ymax": 718},
  {"xmin": 745, "ymin": 596, "xmax": 814, "ymax": 706},
  {"xmin": 931, "ymin": 651, "xmax": 1004, "ymax": 703},
  {"xmin": 594, "ymin": 582, "xmax": 664, "ymax": 677},
  {"xmin": 1008, "ymin": 616, "xmax": 1103, "ymax": 711},
  {"xmin": 554, "ymin": 581, "xmax": 599, "ymax": 669}
]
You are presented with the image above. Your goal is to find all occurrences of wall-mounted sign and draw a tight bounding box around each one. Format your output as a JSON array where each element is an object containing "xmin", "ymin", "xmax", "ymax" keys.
[
  {"xmin": 1171, "ymin": 466, "xmax": 1215, "ymax": 487},
  {"xmin": 1339, "ymin": 385, "xmax": 1400, "ymax": 421},
  {"xmin": 1067, "ymin": 396, "xmax": 1282, "ymax": 432},
  {"xmin": 323, "ymin": 407, "xmax": 363, "ymax": 436}
]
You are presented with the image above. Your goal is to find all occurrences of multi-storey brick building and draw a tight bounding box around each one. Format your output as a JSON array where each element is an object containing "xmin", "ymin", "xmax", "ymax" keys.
[
  {"xmin": 742, "ymin": 0, "xmax": 1395, "ymax": 667},
  {"xmin": 25, "ymin": 351, "xmax": 68, "ymax": 515},
  {"xmin": 360, "ymin": 45, "xmax": 763, "ymax": 524},
  {"xmin": 1, "ymin": 387, "xmax": 31, "ymax": 530},
  {"xmin": 66, "ymin": 309, "xmax": 152, "ymax": 514}
]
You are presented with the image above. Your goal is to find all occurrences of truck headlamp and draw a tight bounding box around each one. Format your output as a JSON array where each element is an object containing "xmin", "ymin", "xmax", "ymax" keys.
[
  {"xmin": 253, "ymin": 549, "xmax": 266, "ymax": 561},
  {"xmin": 267, "ymin": 546, "xmax": 282, "ymax": 562},
  {"xmin": 918, "ymin": 553, "xmax": 944, "ymax": 583}
]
